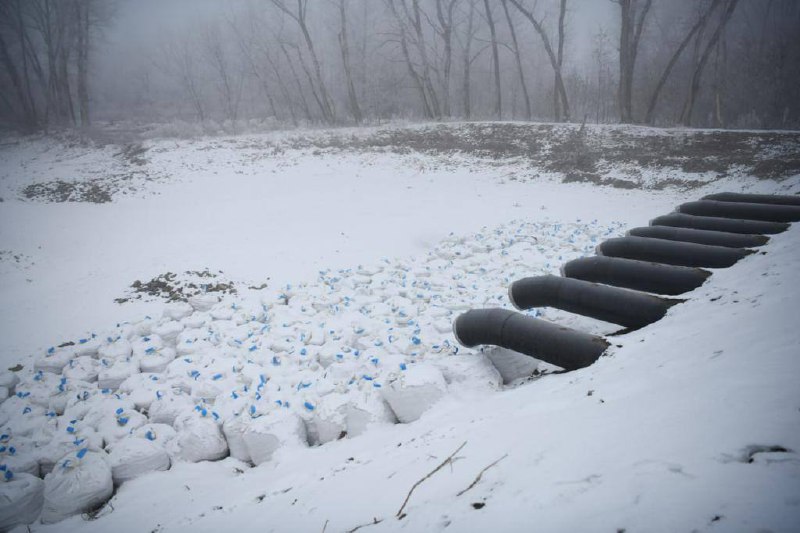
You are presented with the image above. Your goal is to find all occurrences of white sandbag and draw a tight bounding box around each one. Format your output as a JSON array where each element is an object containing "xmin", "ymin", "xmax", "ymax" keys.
[
  {"xmin": 131, "ymin": 317, "xmax": 156, "ymax": 338},
  {"xmin": 108, "ymin": 438, "xmax": 170, "ymax": 486},
  {"xmin": 381, "ymin": 364, "xmax": 447, "ymax": 423},
  {"xmin": 162, "ymin": 302, "xmax": 193, "ymax": 321},
  {"xmin": 133, "ymin": 423, "xmax": 178, "ymax": 447},
  {"xmin": 118, "ymin": 373, "xmax": 167, "ymax": 410},
  {"xmin": 483, "ymin": 347, "xmax": 539, "ymax": 384},
  {"xmin": 189, "ymin": 293, "xmax": 219, "ymax": 312},
  {"xmin": 98, "ymin": 339, "xmax": 132, "ymax": 360},
  {"xmin": 95, "ymin": 407, "xmax": 148, "ymax": 444},
  {"xmin": 181, "ymin": 312, "xmax": 209, "ymax": 329},
  {"xmin": 1, "ymin": 447, "xmax": 40, "ymax": 477},
  {"xmin": 0, "ymin": 397, "xmax": 47, "ymax": 437},
  {"xmin": 0, "ymin": 472, "xmax": 45, "ymax": 530},
  {"xmin": 98, "ymin": 360, "xmax": 139, "ymax": 391},
  {"xmin": 243, "ymin": 412, "xmax": 307, "ymax": 466},
  {"xmin": 41, "ymin": 450, "xmax": 113, "ymax": 524},
  {"xmin": 311, "ymin": 393, "xmax": 349, "ymax": 444},
  {"xmin": 147, "ymin": 389, "xmax": 194, "ymax": 425},
  {"xmin": 168, "ymin": 415, "xmax": 228, "ymax": 463},
  {"xmin": 131, "ymin": 335, "xmax": 164, "ymax": 359},
  {"xmin": 63, "ymin": 356, "xmax": 100, "ymax": 383},
  {"xmin": 433, "ymin": 354, "xmax": 502, "ymax": 391},
  {"xmin": 0, "ymin": 371, "xmax": 20, "ymax": 391},
  {"xmin": 346, "ymin": 391, "xmax": 397, "ymax": 437},
  {"xmin": 0, "ymin": 386, "xmax": 8, "ymax": 403},
  {"xmin": 48, "ymin": 380, "xmax": 96, "ymax": 416},
  {"xmin": 74, "ymin": 337, "xmax": 102, "ymax": 357},
  {"xmin": 154, "ymin": 321, "xmax": 184, "ymax": 345},
  {"xmin": 82, "ymin": 397, "xmax": 136, "ymax": 429},
  {"xmin": 222, "ymin": 415, "xmax": 251, "ymax": 463},
  {"xmin": 34, "ymin": 348, "xmax": 75, "ymax": 374},
  {"xmin": 139, "ymin": 347, "xmax": 176, "ymax": 374},
  {"xmin": 210, "ymin": 305, "xmax": 234, "ymax": 321},
  {"xmin": 37, "ymin": 423, "xmax": 104, "ymax": 476}
]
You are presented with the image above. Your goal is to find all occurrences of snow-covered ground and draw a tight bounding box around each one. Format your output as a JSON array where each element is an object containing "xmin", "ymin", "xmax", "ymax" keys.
[{"xmin": 1, "ymin": 123, "xmax": 799, "ymax": 531}]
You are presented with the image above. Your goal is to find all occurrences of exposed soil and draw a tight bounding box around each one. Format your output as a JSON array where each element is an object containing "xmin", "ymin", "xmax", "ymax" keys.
[
  {"xmin": 115, "ymin": 269, "xmax": 237, "ymax": 304},
  {"xmin": 288, "ymin": 123, "xmax": 800, "ymax": 189},
  {"xmin": 20, "ymin": 141, "xmax": 153, "ymax": 203}
]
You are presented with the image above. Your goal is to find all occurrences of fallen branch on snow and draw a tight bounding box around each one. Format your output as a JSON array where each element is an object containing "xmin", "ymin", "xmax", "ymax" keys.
[
  {"xmin": 456, "ymin": 454, "xmax": 508, "ymax": 497},
  {"xmin": 396, "ymin": 441, "xmax": 467, "ymax": 519}
]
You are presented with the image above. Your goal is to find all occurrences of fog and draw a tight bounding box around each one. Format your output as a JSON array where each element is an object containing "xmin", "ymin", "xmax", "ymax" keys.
[{"xmin": 1, "ymin": 0, "xmax": 798, "ymax": 133}]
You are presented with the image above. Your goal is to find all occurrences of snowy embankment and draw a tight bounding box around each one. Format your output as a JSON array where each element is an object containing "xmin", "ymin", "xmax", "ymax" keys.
[{"xmin": 1, "ymin": 123, "xmax": 799, "ymax": 531}]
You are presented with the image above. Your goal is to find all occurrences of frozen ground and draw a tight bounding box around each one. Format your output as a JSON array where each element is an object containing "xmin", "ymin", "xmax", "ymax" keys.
[{"xmin": 1, "ymin": 122, "xmax": 799, "ymax": 531}]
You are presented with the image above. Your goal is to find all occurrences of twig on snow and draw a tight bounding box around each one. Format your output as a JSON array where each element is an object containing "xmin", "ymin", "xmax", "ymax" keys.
[
  {"xmin": 345, "ymin": 517, "xmax": 383, "ymax": 533},
  {"xmin": 321, "ymin": 518, "xmax": 329, "ymax": 533},
  {"xmin": 396, "ymin": 441, "xmax": 467, "ymax": 519},
  {"xmin": 456, "ymin": 454, "xmax": 508, "ymax": 497}
]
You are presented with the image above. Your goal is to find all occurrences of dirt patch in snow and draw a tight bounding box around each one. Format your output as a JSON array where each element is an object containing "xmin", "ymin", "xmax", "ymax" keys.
[
  {"xmin": 284, "ymin": 123, "xmax": 800, "ymax": 189},
  {"xmin": 115, "ymin": 270, "xmax": 238, "ymax": 304},
  {"xmin": 19, "ymin": 142, "xmax": 158, "ymax": 203}
]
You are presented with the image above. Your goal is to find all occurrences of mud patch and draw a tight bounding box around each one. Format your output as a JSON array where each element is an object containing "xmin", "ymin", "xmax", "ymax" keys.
[
  {"xmin": 22, "ymin": 179, "xmax": 113, "ymax": 203},
  {"xmin": 115, "ymin": 270, "xmax": 238, "ymax": 304},
  {"xmin": 287, "ymin": 123, "xmax": 800, "ymax": 189}
]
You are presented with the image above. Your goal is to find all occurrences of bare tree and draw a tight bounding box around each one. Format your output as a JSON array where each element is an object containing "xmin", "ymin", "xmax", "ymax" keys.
[
  {"xmin": 482, "ymin": 0, "xmax": 501, "ymax": 119},
  {"xmin": 385, "ymin": 0, "xmax": 440, "ymax": 119},
  {"xmin": 612, "ymin": 0, "xmax": 652, "ymax": 123},
  {"xmin": 337, "ymin": 0, "xmax": 363, "ymax": 124},
  {"xmin": 681, "ymin": 0, "xmax": 739, "ymax": 126},
  {"xmin": 508, "ymin": 0, "xmax": 571, "ymax": 121},
  {"xmin": 433, "ymin": 0, "xmax": 457, "ymax": 117},
  {"xmin": 500, "ymin": 0, "xmax": 531, "ymax": 120},
  {"xmin": 644, "ymin": 0, "xmax": 722, "ymax": 125},
  {"xmin": 270, "ymin": 0, "xmax": 336, "ymax": 124}
]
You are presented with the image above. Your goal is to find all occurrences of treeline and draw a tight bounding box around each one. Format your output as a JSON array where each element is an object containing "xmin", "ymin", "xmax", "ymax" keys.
[{"xmin": 1, "ymin": 0, "xmax": 799, "ymax": 133}]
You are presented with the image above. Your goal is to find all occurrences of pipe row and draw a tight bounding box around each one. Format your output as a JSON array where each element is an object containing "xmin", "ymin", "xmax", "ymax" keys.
[{"xmin": 453, "ymin": 191, "xmax": 797, "ymax": 372}]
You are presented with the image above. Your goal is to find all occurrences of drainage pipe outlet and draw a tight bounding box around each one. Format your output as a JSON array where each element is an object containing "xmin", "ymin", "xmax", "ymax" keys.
[
  {"xmin": 701, "ymin": 192, "xmax": 800, "ymax": 206},
  {"xmin": 650, "ymin": 213, "xmax": 789, "ymax": 235},
  {"xmin": 561, "ymin": 256, "xmax": 710, "ymax": 295},
  {"xmin": 508, "ymin": 275, "xmax": 676, "ymax": 329},
  {"xmin": 627, "ymin": 226, "xmax": 768, "ymax": 248},
  {"xmin": 597, "ymin": 236, "xmax": 753, "ymax": 268},
  {"xmin": 453, "ymin": 308, "xmax": 609, "ymax": 371},
  {"xmin": 677, "ymin": 200, "xmax": 800, "ymax": 223}
]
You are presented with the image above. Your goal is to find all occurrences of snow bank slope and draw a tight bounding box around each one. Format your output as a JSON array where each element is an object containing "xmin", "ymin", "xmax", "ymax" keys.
[{"xmin": 35, "ymin": 226, "xmax": 800, "ymax": 533}]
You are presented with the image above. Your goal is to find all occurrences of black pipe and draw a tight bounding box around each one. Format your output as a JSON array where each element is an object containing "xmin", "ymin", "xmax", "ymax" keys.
[
  {"xmin": 453, "ymin": 308, "xmax": 609, "ymax": 371},
  {"xmin": 677, "ymin": 200, "xmax": 800, "ymax": 223},
  {"xmin": 561, "ymin": 256, "xmax": 711, "ymax": 295},
  {"xmin": 508, "ymin": 275, "xmax": 677, "ymax": 329},
  {"xmin": 628, "ymin": 225, "xmax": 769, "ymax": 248},
  {"xmin": 597, "ymin": 236, "xmax": 753, "ymax": 268},
  {"xmin": 702, "ymin": 192, "xmax": 800, "ymax": 206},
  {"xmin": 650, "ymin": 213, "xmax": 789, "ymax": 235}
]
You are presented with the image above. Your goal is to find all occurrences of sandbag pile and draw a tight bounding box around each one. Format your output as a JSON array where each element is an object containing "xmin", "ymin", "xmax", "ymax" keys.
[{"xmin": 0, "ymin": 219, "xmax": 613, "ymax": 525}]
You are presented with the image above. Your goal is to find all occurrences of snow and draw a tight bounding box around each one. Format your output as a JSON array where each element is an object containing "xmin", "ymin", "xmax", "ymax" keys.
[{"xmin": 1, "ymin": 123, "xmax": 799, "ymax": 531}]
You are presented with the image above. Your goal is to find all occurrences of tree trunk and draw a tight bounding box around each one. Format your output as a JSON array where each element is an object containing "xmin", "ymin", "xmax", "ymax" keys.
[
  {"xmin": 280, "ymin": 43, "xmax": 314, "ymax": 123},
  {"xmin": 76, "ymin": 0, "xmax": 89, "ymax": 127},
  {"xmin": 435, "ymin": 0, "xmax": 455, "ymax": 117},
  {"xmin": 483, "ymin": 0, "xmax": 501, "ymax": 119},
  {"xmin": 508, "ymin": 0, "xmax": 570, "ymax": 121},
  {"xmin": 681, "ymin": 0, "xmax": 739, "ymax": 126},
  {"xmin": 644, "ymin": 0, "xmax": 722, "ymax": 125},
  {"xmin": 338, "ymin": 0, "xmax": 363, "ymax": 124},
  {"xmin": 616, "ymin": 0, "xmax": 652, "ymax": 123},
  {"xmin": 386, "ymin": 0, "xmax": 434, "ymax": 119},
  {"xmin": 462, "ymin": 0, "xmax": 476, "ymax": 119},
  {"xmin": 501, "ymin": 0, "xmax": 531, "ymax": 120}
]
